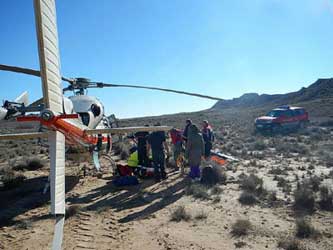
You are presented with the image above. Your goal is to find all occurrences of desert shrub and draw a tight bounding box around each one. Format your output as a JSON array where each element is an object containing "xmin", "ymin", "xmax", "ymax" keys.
[
  {"xmin": 14, "ymin": 158, "xmax": 44, "ymax": 171},
  {"xmin": 234, "ymin": 241, "xmax": 246, "ymax": 248},
  {"xmin": 1, "ymin": 168, "xmax": 26, "ymax": 190},
  {"xmin": 186, "ymin": 183, "xmax": 210, "ymax": 200},
  {"xmin": 231, "ymin": 219, "xmax": 252, "ymax": 237},
  {"xmin": 15, "ymin": 219, "xmax": 33, "ymax": 230},
  {"xmin": 293, "ymin": 183, "xmax": 315, "ymax": 212},
  {"xmin": 273, "ymin": 176, "xmax": 292, "ymax": 194},
  {"xmin": 265, "ymin": 191, "xmax": 281, "ymax": 207},
  {"xmin": 26, "ymin": 158, "xmax": 44, "ymax": 170},
  {"xmin": 318, "ymin": 186, "xmax": 333, "ymax": 211},
  {"xmin": 240, "ymin": 174, "xmax": 265, "ymax": 195},
  {"xmin": 276, "ymin": 143, "xmax": 308, "ymax": 155},
  {"xmin": 319, "ymin": 120, "xmax": 333, "ymax": 127},
  {"xmin": 201, "ymin": 166, "xmax": 227, "ymax": 186},
  {"xmin": 210, "ymin": 185, "xmax": 223, "ymax": 195},
  {"xmin": 277, "ymin": 238, "xmax": 304, "ymax": 250},
  {"xmin": 252, "ymin": 140, "xmax": 266, "ymax": 151},
  {"xmin": 268, "ymin": 167, "xmax": 285, "ymax": 175},
  {"xmin": 274, "ymin": 176, "xmax": 288, "ymax": 187},
  {"xmin": 329, "ymin": 170, "xmax": 333, "ymax": 178},
  {"xmin": 239, "ymin": 191, "xmax": 257, "ymax": 205},
  {"xmin": 295, "ymin": 218, "xmax": 319, "ymax": 238},
  {"xmin": 65, "ymin": 205, "xmax": 82, "ymax": 219},
  {"xmin": 308, "ymin": 176, "xmax": 321, "ymax": 192},
  {"xmin": 321, "ymin": 152, "xmax": 333, "ymax": 167},
  {"xmin": 170, "ymin": 205, "xmax": 191, "ymax": 222},
  {"xmin": 212, "ymin": 195, "xmax": 221, "ymax": 203}
]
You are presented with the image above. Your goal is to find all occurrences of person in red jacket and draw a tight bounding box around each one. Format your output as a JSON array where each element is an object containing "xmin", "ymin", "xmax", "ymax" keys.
[{"xmin": 170, "ymin": 128, "xmax": 183, "ymax": 164}]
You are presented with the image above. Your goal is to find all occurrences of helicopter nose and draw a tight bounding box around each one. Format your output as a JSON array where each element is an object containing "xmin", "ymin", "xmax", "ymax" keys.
[{"xmin": 0, "ymin": 107, "xmax": 8, "ymax": 120}]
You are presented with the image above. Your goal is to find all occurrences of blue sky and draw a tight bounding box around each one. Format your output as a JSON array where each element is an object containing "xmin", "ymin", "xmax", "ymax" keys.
[{"xmin": 0, "ymin": 0, "xmax": 332, "ymax": 118}]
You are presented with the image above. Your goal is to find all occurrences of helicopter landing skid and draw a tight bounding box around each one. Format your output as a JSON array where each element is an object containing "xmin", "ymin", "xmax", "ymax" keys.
[{"xmin": 92, "ymin": 150, "xmax": 101, "ymax": 171}]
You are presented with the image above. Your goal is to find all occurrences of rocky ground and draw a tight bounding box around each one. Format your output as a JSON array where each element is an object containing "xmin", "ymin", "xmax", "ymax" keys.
[{"xmin": 0, "ymin": 109, "xmax": 333, "ymax": 250}]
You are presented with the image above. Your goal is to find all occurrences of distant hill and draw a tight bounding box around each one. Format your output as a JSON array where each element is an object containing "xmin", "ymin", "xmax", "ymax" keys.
[
  {"xmin": 212, "ymin": 78, "xmax": 333, "ymax": 110},
  {"xmin": 115, "ymin": 77, "xmax": 333, "ymax": 128}
]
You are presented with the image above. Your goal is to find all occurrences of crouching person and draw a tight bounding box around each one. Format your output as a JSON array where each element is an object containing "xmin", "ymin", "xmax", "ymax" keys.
[{"xmin": 186, "ymin": 124, "xmax": 204, "ymax": 181}]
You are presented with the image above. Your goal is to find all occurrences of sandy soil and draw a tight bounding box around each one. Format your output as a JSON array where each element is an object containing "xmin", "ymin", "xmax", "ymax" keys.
[
  {"xmin": 1, "ymin": 119, "xmax": 333, "ymax": 250},
  {"xmin": 1, "ymin": 157, "xmax": 332, "ymax": 250}
]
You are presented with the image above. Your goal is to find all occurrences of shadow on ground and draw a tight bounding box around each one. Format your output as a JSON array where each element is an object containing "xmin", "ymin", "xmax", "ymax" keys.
[
  {"xmin": 68, "ymin": 170, "xmax": 188, "ymax": 223},
  {"xmin": 0, "ymin": 175, "xmax": 79, "ymax": 227}
]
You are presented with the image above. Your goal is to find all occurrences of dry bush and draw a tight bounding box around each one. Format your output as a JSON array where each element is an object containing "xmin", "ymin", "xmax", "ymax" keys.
[
  {"xmin": 234, "ymin": 241, "xmax": 247, "ymax": 248},
  {"xmin": 239, "ymin": 191, "xmax": 257, "ymax": 205},
  {"xmin": 15, "ymin": 219, "xmax": 33, "ymax": 230},
  {"xmin": 274, "ymin": 176, "xmax": 292, "ymax": 194},
  {"xmin": 201, "ymin": 166, "xmax": 227, "ymax": 186},
  {"xmin": 212, "ymin": 195, "xmax": 221, "ymax": 203},
  {"xmin": 210, "ymin": 185, "xmax": 223, "ymax": 195},
  {"xmin": 276, "ymin": 143, "xmax": 308, "ymax": 155},
  {"xmin": 307, "ymin": 176, "xmax": 322, "ymax": 192},
  {"xmin": 293, "ymin": 182, "xmax": 315, "ymax": 212},
  {"xmin": 186, "ymin": 183, "xmax": 210, "ymax": 200},
  {"xmin": 319, "ymin": 120, "xmax": 333, "ymax": 127},
  {"xmin": 295, "ymin": 218, "xmax": 319, "ymax": 239},
  {"xmin": 240, "ymin": 174, "xmax": 265, "ymax": 195},
  {"xmin": 65, "ymin": 205, "xmax": 82, "ymax": 219},
  {"xmin": 321, "ymin": 152, "xmax": 333, "ymax": 168},
  {"xmin": 14, "ymin": 158, "xmax": 44, "ymax": 171},
  {"xmin": 0, "ymin": 168, "xmax": 26, "ymax": 190},
  {"xmin": 266, "ymin": 191, "xmax": 278, "ymax": 205},
  {"xmin": 170, "ymin": 205, "xmax": 191, "ymax": 222},
  {"xmin": 329, "ymin": 170, "xmax": 333, "ymax": 178},
  {"xmin": 231, "ymin": 219, "xmax": 252, "ymax": 237},
  {"xmin": 274, "ymin": 175, "xmax": 288, "ymax": 188},
  {"xmin": 318, "ymin": 186, "xmax": 333, "ymax": 211},
  {"xmin": 277, "ymin": 238, "xmax": 304, "ymax": 250},
  {"xmin": 238, "ymin": 174, "xmax": 268, "ymax": 205},
  {"xmin": 268, "ymin": 167, "xmax": 285, "ymax": 175},
  {"xmin": 251, "ymin": 140, "xmax": 266, "ymax": 151}
]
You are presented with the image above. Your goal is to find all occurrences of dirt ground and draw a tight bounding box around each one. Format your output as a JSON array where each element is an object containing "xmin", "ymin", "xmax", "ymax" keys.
[{"xmin": 1, "ymin": 113, "xmax": 333, "ymax": 250}]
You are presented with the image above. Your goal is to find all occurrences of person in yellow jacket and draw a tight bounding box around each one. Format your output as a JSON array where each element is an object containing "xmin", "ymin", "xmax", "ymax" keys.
[{"xmin": 127, "ymin": 150, "xmax": 139, "ymax": 167}]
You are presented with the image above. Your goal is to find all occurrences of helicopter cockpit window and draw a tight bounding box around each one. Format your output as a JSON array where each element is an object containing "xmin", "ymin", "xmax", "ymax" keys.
[
  {"xmin": 78, "ymin": 112, "xmax": 90, "ymax": 126},
  {"xmin": 91, "ymin": 104, "xmax": 101, "ymax": 117}
]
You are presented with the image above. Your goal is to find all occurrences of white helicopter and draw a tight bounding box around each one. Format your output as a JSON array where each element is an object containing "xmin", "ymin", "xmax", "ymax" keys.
[{"xmin": 0, "ymin": 1, "xmax": 223, "ymax": 249}]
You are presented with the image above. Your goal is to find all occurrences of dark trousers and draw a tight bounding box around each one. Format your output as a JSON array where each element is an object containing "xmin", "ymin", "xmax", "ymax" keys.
[
  {"xmin": 204, "ymin": 141, "xmax": 212, "ymax": 158},
  {"xmin": 138, "ymin": 144, "xmax": 148, "ymax": 167},
  {"xmin": 152, "ymin": 150, "xmax": 165, "ymax": 180}
]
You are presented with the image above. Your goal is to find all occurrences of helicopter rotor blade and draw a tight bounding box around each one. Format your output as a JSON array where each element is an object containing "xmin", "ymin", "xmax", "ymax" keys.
[
  {"xmin": 0, "ymin": 64, "xmax": 223, "ymax": 101},
  {"xmin": 94, "ymin": 82, "xmax": 223, "ymax": 101},
  {"xmin": 0, "ymin": 64, "xmax": 73, "ymax": 83}
]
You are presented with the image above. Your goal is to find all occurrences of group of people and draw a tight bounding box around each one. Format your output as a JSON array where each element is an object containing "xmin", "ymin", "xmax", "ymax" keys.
[
  {"xmin": 132, "ymin": 119, "xmax": 214, "ymax": 183},
  {"xmin": 175, "ymin": 119, "xmax": 214, "ymax": 181},
  {"xmin": 134, "ymin": 122, "xmax": 169, "ymax": 182}
]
